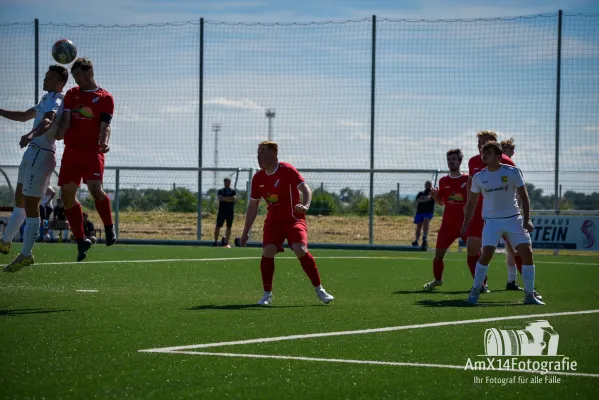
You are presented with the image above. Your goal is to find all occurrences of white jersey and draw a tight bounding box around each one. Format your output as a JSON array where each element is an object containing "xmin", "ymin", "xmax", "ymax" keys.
[
  {"xmin": 471, "ymin": 164, "xmax": 525, "ymax": 219},
  {"xmin": 31, "ymin": 92, "xmax": 64, "ymax": 152}
]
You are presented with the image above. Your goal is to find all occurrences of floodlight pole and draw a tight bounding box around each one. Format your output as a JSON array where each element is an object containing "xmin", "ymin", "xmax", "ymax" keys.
[
  {"xmin": 213, "ymin": 123, "xmax": 221, "ymax": 189},
  {"xmin": 265, "ymin": 109, "xmax": 276, "ymax": 141}
]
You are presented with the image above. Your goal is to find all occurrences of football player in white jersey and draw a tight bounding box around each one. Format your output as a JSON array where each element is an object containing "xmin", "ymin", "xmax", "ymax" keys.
[
  {"xmin": 0, "ymin": 65, "xmax": 68, "ymax": 272},
  {"xmin": 460, "ymin": 141, "xmax": 544, "ymax": 305}
]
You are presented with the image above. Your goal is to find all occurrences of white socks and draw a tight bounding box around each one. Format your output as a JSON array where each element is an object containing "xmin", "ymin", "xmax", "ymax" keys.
[
  {"xmin": 473, "ymin": 262, "xmax": 489, "ymax": 291},
  {"xmin": 507, "ymin": 265, "xmax": 517, "ymax": 282},
  {"xmin": 21, "ymin": 217, "xmax": 40, "ymax": 257},
  {"xmin": 522, "ymin": 264, "xmax": 536, "ymax": 294},
  {"xmin": 2, "ymin": 207, "xmax": 26, "ymax": 243}
]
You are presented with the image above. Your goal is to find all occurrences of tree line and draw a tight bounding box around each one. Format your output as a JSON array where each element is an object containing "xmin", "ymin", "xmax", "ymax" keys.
[{"xmin": 0, "ymin": 183, "xmax": 597, "ymax": 215}]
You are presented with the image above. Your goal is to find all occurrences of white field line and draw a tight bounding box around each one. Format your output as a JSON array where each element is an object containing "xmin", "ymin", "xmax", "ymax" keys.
[
  {"xmin": 151, "ymin": 351, "xmax": 599, "ymax": 379},
  {"xmin": 139, "ymin": 309, "xmax": 599, "ymax": 353},
  {"xmin": 32, "ymin": 255, "xmax": 599, "ymax": 267}
]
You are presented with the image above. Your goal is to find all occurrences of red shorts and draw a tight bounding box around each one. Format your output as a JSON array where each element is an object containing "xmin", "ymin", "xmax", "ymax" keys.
[
  {"xmin": 436, "ymin": 223, "xmax": 466, "ymax": 250},
  {"xmin": 263, "ymin": 218, "xmax": 308, "ymax": 253},
  {"xmin": 58, "ymin": 147, "xmax": 105, "ymax": 187},
  {"xmin": 466, "ymin": 208, "xmax": 485, "ymax": 239}
]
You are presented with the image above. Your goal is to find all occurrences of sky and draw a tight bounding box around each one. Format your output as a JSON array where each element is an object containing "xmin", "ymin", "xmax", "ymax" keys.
[{"xmin": 1, "ymin": 0, "xmax": 598, "ymax": 197}]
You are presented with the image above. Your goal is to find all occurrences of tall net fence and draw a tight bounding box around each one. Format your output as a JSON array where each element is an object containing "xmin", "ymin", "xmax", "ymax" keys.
[{"xmin": 1, "ymin": 13, "xmax": 598, "ymax": 245}]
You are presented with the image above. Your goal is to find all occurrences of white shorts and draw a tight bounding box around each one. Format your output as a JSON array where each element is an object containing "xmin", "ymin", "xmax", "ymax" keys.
[
  {"xmin": 17, "ymin": 145, "xmax": 56, "ymax": 198},
  {"xmin": 482, "ymin": 215, "xmax": 532, "ymax": 248}
]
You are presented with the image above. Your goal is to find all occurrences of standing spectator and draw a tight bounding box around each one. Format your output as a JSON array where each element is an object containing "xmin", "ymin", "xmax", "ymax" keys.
[
  {"xmin": 214, "ymin": 178, "xmax": 236, "ymax": 248},
  {"xmin": 412, "ymin": 181, "xmax": 435, "ymax": 251},
  {"xmin": 50, "ymin": 198, "xmax": 69, "ymax": 242}
]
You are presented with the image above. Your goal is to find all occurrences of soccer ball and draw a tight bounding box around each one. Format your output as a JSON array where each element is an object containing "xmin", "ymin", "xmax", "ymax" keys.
[{"xmin": 52, "ymin": 39, "xmax": 77, "ymax": 65}]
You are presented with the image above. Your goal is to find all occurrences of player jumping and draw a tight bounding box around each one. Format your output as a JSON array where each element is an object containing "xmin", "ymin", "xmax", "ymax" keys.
[
  {"xmin": 56, "ymin": 58, "xmax": 116, "ymax": 262},
  {"xmin": 240, "ymin": 141, "xmax": 334, "ymax": 305},
  {"xmin": 1, "ymin": 65, "xmax": 68, "ymax": 271},
  {"xmin": 461, "ymin": 141, "xmax": 544, "ymax": 305},
  {"xmin": 423, "ymin": 149, "xmax": 482, "ymax": 290}
]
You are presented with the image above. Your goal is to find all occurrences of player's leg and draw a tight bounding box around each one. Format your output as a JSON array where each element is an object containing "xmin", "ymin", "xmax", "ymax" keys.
[
  {"xmin": 87, "ymin": 179, "xmax": 115, "ymax": 246},
  {"xmin": 466, "ymin": 212, "xmax": 488, "ymax": 290},
  {"xmin": 423, "ymin": 226, "xmax": 455, "ymax": 290},
  {"xmin": 467, "ymin": 220, "xmax": 500, "ymax": 305},
  {"xmin": 257, "ymin": 222, "xmax": 284, "ymax": 305},
  {"xmin": 413, "ymin": 214, "xmax": 422, "ymax": 246},
  {"xmin": 288, "ymin": 221, "xmax": 334, "ymax": 304},
  {"xmin": 421, "ymin": 215, "xmax": 432, "ymax": 250},
  {"xmin": 214, "ymin": 215, "xmax": 223, "ymax": 246},
  {"xmin": 224, "ymin": 214, "xmax": 233, "ymax": 248},
  {"xmin": 1, "ymin": 153, "xmax": 31, "ymax": 253},
  {"xmin": 506, "ymin": 217, "xmax": 544, "ymax": 305},
  {"xmin": 504, "ymin": 238, "xmax": 523, "ymax": 291}
]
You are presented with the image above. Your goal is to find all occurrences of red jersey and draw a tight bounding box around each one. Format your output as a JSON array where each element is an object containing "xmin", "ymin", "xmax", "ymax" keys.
[
  {"xmin": 251, "ymin": 162, "xmax": 306, "ymax": 223},
  {"xmin": 437, "ymin": 173, "xmax": 469, "ymax": 223},
  {"xmin": 64, "ymin": 87, "xmax": 114, "ymax": 149}
]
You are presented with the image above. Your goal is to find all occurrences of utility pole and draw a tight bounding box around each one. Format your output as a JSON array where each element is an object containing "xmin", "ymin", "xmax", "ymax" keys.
[{"xmin": 212, "ymin": 123, "xmax": 221, "ymax": 190}]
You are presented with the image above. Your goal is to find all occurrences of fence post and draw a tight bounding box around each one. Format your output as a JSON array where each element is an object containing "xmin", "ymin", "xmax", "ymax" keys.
[
  {"xmin": 197, "ymin": 17, "xmax": 205, "ymax": 241},
  {"xmin": 396, "ymin": 182, "xmax": 400, "ymax": 215},
  {"xmin": 34, "ymin": 19, "xmax": 39, "ymax": 103},
  {"xmin": 114, "ymin": 169, "xmax": 120, "ymax": 238},
  {"xmin": 368, "ymin": 15, "xmax": 377, "ymax": 245},
  {"xmin": 554, "ymin": 10, "xmax": 563, "ymax": 213}
]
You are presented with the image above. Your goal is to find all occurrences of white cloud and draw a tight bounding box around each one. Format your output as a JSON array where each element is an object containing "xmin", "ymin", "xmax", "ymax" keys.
[{"xmin": 204, "ymin": 97, "xmax": 263, "ymax": 111}]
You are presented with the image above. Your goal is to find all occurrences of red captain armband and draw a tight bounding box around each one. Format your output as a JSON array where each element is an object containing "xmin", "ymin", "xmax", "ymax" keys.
[{"xmin": 100, "ymin": 113, "xmax": 113, "ymax": 124}]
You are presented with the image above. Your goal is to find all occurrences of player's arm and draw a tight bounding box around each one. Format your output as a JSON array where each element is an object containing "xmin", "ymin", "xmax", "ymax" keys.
[
  {"xmin": 99, "ymin": 94, "xmax": 114, "ymax": 153},
  {"xmin": 295, "ymin": 183, "xmax": 312, "ymax": 214},
  {"xmin": 431, "ymin": 186, "xmax": 443, "ymax": 206},
  {"xmin": 461, "ymin": 176, "xmax": 480, "ymax": 235},
  {"xmin": 515, "ymin": 170, "xmax": 534, "ymax": 233},
  {"xmin": 20, "ymin": 111, "xmax": 57, "ymax": 148},
  {"xmin": 55, "ymin": 110, "xmax": 71, "ymax": 141},
  {"xmin": 0, "ymin": 108, "xmax": 36, "ymax": 122},
  {"xmin": 241, "ymin": 199, "xmax": 260, "ymax": 246}
]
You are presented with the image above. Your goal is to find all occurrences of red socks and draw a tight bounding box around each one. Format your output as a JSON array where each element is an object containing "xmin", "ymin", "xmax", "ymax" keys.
[
  {"xmin": 260, "ymin": 256, "xmax": 275, "ymax": 291},
  {"xmin": 433, "ymin": 259, "xmax": 444, "ymax": 281},
  {"xmin": 65, "ymin": 203, "xmax": 84, "ymax": 240},
  {"xmin": 95, "ymin": 195, "xmax": 113, "ymax": 226},
  {"xmin": 299, "ymin": 252, "xmax": 321, "ymax": 287},
  {"xmin": 515, "ymin": 255, "xmax": 523, "ymax": 274}
]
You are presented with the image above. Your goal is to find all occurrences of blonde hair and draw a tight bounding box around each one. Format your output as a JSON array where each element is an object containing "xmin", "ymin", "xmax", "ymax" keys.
[
  {"xmin": 476, "ymin": 130, "xmax": 498, "ymax": 141},
  {"xmin": 500, "ymin": 137, "xmax": 515, "ymax": 150},
  {"xmin": 259, "ymin": 141, "xmax": 278, "ymax": 155}
]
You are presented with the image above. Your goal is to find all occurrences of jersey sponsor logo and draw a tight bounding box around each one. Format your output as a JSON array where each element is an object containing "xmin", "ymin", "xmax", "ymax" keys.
[
  {"xmin": 485, "ymin": 185, "xmax": 509, "ymax": 193},
  {"xmin": 501, "ymin": 176, "xmax": 508, "ymax": 183},
  {"xmin": 73, "ymin": 106, "xmax": 94, "ymax": 118},
  {"xmin": 447, "ymin": 192, "xmax": 465, "ymax": 202},
  {"xmin": 265, "ymin": 192, "xmax": 278, "ymax": 203}
]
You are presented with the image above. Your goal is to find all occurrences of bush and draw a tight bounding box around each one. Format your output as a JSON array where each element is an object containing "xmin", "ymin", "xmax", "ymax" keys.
[{"xmin": 308, "ymin": 193, "xmax": 336, "ymax": 216}]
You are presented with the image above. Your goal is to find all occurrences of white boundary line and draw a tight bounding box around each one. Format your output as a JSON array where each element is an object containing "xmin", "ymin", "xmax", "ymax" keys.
[
  {"xmin": 152, "ymin": 351, "xmax": 599, "ymax": 379},
  {"xmin": 33, "ymin": 255, "xmax": 599, "ymax": 267},
  {"xmin": 139, "ymin": 309, "xmax": 599, "ymax": 353}
]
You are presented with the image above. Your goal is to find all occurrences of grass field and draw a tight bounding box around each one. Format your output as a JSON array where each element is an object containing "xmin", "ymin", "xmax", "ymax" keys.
[{"xmin": 1, "ymin": 244, "xmax": 598, "ymax": 399}]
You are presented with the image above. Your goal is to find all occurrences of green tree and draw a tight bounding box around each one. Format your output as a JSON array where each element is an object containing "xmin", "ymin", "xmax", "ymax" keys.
[{"xmin": 168, "ymin": 188, "xmax": 197, "ymax": 213}]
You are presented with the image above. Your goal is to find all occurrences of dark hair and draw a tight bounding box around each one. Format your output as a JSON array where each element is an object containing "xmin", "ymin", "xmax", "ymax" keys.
[
  {"xmin": 481, "ymin": 141, "xmax": 503, "ymax": 155},
  {"xmin": 71, "ymin": 57, "xmax": 93, "ymax": 73},
  {"xmin": 83, "ymin": 212, "xmax": 88, "ymax": 218},
  {"xmin": 48, "ymin": 65, "xmax": 68, "ymax": 85},
  {"xmin": 446, "ymin": 148, "xmax": 463, "ymax": 161},
  {"xmin": 224, "ymin": 178, "xmax": 231, "ymax": 182}
]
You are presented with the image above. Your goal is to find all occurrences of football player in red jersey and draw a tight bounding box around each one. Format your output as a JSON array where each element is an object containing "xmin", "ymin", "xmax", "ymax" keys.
[
  {"xmin": 240, "ymin": 141, "xmax": 334, "ymax": 305},
  {"xmin": 56, "ymin": 58, "xmax": 116, "ymax": 262},
  {"xmin": 423, "ymin": 149, "xmax": 482, "ymax": 290}
]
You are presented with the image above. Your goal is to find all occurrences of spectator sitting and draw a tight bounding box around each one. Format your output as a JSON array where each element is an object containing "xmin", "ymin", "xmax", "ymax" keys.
[
  {"xmin": 50, "ymin": 199, "xmax": 70, "ymax": 242},
  {"xmin": 70, "ymin": 212, "xmax": 97, "ymax": 244}
]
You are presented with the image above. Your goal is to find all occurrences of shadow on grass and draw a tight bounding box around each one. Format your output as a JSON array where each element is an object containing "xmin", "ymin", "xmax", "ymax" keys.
[
  {"xmin": 393, "ymin": 290, "xmax": 470, "ymax": 295},
  {"xmin": 186, "ymin": 304, "xmax": 321, "ymax": 311},
  {"xmin": 414, "ymin": 299, "xmax": 524, "ymax": 308},
  {"xmin": 0, "ymin": 308, "xmax": 72, "ymax": 316}
]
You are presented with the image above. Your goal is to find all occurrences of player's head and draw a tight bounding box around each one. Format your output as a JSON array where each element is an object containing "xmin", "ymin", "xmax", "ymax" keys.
[
  {"xmin": 71, "ymin": 57, "xmax": 95, "ymax": 89},
  {"xmin": 257, "ymin": 141, "xmax": 278, "ymax": 170},
  {"xmin": 43, "ymin": 65, "xmax": 68, "ymax": 92},
  {"xmin": 424, "ymin": 181, "xmax": 432, "ymax": 190},
  {"xmin": 481, "ymin": 141, "xmax": 503, "ymax": 167},
  {"xmin": 224, "ymin": 177, "xmax": 231, "ymax": 188},
  {"xmin": 446, "ymin": 148, "xmax": 463, "ymax": 172},
  {"xmin": 500, "ymin": 137, "xmax": 515, "ymax": 158},
  {"xmin": 476, "ymin": 130, "xmax": 498, "ymax": 154}
]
